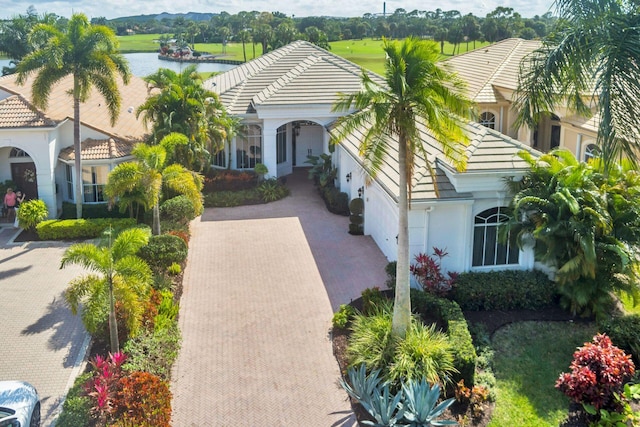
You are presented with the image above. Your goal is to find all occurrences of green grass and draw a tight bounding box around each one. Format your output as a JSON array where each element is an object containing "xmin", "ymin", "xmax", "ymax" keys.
[
  {"xmin": 116, "ymin": 35, "xmax": 490, "ymax": 75},
  {"xmin": 488, "ymin": 321, "xmax": 597, "ymax": 427}
]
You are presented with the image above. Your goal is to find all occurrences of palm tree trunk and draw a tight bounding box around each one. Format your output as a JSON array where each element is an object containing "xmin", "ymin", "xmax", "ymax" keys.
[
  {"xmin": 152, "ymin": 203, "xmax": 161, "ymax": 235},
  {"xmin": 392, "ymin": 135, "xmax": 411, "ymax": 337},
  {"xmin": 108, "ymin": 278, "xmax": 119, "ymax": 353},
  {"xmin": 73, "ymin": 91, "xmax": 83, "ymax": 219}
]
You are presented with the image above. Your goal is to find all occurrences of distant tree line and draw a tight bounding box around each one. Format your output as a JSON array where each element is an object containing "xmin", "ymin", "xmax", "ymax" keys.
[{"xmin": 1, "ymin": 5, "xmax": 557, "ymax": 73}]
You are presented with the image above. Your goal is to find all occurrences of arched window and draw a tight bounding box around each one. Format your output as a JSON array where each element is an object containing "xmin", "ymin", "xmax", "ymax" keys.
[
  {"xmin": 472, "ymin": 207, "xmax": 519, "ymax": 267},
  {"xmin": 479, "ymin": 112, "xmax": 496, "ymax": 129},
  {"xmin": 584, "ymin": 144, "xmax": 600, "ymax": 162},
  {"xmin": 236, "ymin": 124, "xmax": 262, "ymax": 169},
  {"xmin": 9, "ymin": 148, "xmax": 29, "ymax": 158}
]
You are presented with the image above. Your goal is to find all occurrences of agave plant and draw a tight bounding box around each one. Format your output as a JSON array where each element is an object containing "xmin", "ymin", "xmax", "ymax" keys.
[
  {"xmin": 340, "ymin": 364, "xmax": 383, "ymax": 407},
  {"xmin": 361, "ymin": 385, "xmax": 405, "ymax": 427},
  {"xmin": 402, "ymin": 379, "xmax": 457, "ymax": 426}
]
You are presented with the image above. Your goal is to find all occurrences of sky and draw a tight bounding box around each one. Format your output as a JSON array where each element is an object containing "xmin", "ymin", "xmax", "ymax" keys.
[{"xmin": 3, "ymin": 0, "xmax": 557, "ymax": 21}]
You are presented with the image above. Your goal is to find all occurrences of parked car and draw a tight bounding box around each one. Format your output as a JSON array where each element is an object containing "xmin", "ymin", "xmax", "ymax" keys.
[{"xmin": 0, "ymin": 381, "xmax": 40, "ymax": 427}]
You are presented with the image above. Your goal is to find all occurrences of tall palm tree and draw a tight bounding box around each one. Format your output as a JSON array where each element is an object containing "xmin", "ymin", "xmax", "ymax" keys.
[
  {"xmin": 61, "ymin": 227, "xmax": 152, "ymax": 353},
  {"xmin": 136, "ymin": 65, "xmax": 228, "ymax": 172},
  {"xmin": 16, "ymin": 13, "xmax": 131, "ymax": 219},
  {"xmin": 331, "ymin": 37, "xmax": 474, "ymax": 337},
  {"xmin": 105, "ymin": 140, "xmax": 203, "ymax": 236},
  {"xmin": 514, "ymin": 0, "xmax": 640, "ymax": 172}
]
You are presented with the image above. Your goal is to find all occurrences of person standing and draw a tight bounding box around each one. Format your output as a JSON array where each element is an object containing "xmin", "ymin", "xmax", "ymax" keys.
[
  {"xmin": 13, "ymin": 190, "xmax": 25, "ymax": 228},
  {"xmin": 3, "ymin": 188, "xmax": 17, "ymax": 223}
]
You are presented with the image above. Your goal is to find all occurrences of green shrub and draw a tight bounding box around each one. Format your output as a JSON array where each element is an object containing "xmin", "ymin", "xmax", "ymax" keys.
[
  {"xmin": 349, "ymin": 198, "xmax": 364, "ymax": 235},
  {"xmin": 332, "ymin": 304, "xmax": 357, "ymax": 329},
  {"xmin": 36, "ymin": 218, "xmax": 137, "ymax": 240},
  {"xmin": 160, "ymin": 195, "xmax": 198, "ymax": 224},
  {"xmin": 16, "ymin": 199, "xmax": 48, "ymax": 229},
  {"xmin": 60, "ymin": 201, "xmax": 130, "ymax": 219},
  {"xmin": 160, "ymin": 219, "xmax": 190, "ymax": 234},
  {"xmin": 388, "ymin": 322, "xmax": 457, "ymax": 385},
  {"xmin": 153, "ymin": 274, "xmax": 174, "ymax": 291},
  {"xmin": 123, "ymin": 322, "xmax": 181, "ymax": 381},
  {"xmin": 203, "ymin": 189, "xmax": 262, "ymax": 207},
  {"xmin": 361, "ymin": 287, "xmax": 388, "ymax": 316},
  {"xmin": 385, "ymin": 261, "xmax": 397, "ymax": 289},
  {"xmin": 411, "ymin": 289, "xmax": 477, "ymax": 386},
  {"xmin": 452, "ymin": 270, "xmax": 558, "ymax": 311},
  {"xmin": 599, "ymin": 314, "xmax": 640, "ymax": 365},
  {"xmin": 347, "ymin": 305, "xmax": 396, "ymax": 372},
  {"xmin": 167, "ymin": 262, "xmax": 182, "ymax": 276},
  {"xmin": 138, "ymin": 234, "xmax": 188, "ymax": 272},
  {"xmin": 257, "ymin": 178, "xmax": 289, "ymax": 202},
  {"xmin": 322, "ymin": 187, "xmax": 349, "ymax": 215},
  {"xmin": 57, "ymin": 371, "xmax": 92, "ymax": 427}
]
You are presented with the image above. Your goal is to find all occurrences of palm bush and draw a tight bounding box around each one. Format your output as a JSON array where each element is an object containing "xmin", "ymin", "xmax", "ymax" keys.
[
  {"xmin": 16, "ymin": 199, "xmax": 48, "ymax": 229},
  {"xmin": 348, "ymin": 302, "xmax": 396, "ymax": 371}
]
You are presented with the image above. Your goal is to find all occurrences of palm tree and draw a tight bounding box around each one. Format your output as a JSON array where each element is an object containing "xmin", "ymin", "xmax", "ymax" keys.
[
  {"xmin": 61, "ymin": 227, "xmax": 152, "ymax": 353},
  {"xmin": 514, "ymin": 0, "xmax": 640, "ymax": 172},
  {"xmin": 136, "ymin": 65, "xmax": 228, "ymax": 172},
  {"xmin": 105, "ymin": 140, "xmax": 203, "ymax": 236},
  {"xmin": 331, "ymin": 37, "xmax": 474, "ymax": 337},
  {"xmin": 16, "ymin": 13, "xmax": 130, "ymax": 219}
]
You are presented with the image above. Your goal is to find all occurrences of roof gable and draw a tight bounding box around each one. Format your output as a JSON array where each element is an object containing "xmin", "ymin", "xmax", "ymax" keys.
[
  {"xmin": 444, "ymin": 38, "xmax": 541, "ymax": 103},
  {"xmin": 0, "ymin": 94, "xmax": 56, "ymax": 128},
  {"xmin": 205, "ymin": 40, "xmax": 384, "ymax": 114}
]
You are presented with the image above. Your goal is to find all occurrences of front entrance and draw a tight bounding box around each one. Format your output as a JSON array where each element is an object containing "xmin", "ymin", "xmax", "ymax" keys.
[{"xmin": 11, "ymin": 162, "xmax": 38, "ymax": 200}]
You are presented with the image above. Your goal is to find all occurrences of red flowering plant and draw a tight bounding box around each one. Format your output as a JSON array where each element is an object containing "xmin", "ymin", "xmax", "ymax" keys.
[
  {"xmin": 556, "ymin": 334, "xmax": 635, "ymax": 411},
  {"xmin": 410, "ymin": 247, "xmax": 458, "ymax": 296},
  {"xmin": 85, "ymin": 352, "xmax": 127, "ymax": 425}
]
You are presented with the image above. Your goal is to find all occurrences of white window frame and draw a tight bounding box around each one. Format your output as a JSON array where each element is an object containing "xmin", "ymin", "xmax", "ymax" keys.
[
  {"xmin": 479, "ymin": 112, "xmax": 496, "ymax": 130},
  {"xmin": 472, "ymin": 206, "xmax": 519, "ymax": 267}
]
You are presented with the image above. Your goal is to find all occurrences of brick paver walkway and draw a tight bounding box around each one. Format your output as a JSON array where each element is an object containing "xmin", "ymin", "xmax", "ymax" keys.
[
  {"xmin": 0, "ymin": 227, "xmax": 90, "ymax": 427},
  {"xmin": 171, "ymin": 170, "xmax": 389, "ymax": 426}
]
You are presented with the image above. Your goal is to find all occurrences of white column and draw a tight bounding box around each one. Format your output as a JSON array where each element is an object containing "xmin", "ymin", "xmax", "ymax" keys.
[{"xmin": 262, "ymin": 124, "xmax": 277, "ymax": 179}]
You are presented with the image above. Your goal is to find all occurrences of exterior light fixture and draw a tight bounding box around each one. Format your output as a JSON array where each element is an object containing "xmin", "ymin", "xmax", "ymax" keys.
[
  {"xmin": 346, "ymin": 172, "xmax": 352, "ymax": 182},
  {"xmin": 358, "ymin": 186, "xmax": 364, "ymax": 198},
  {"xmin": 294, "ymin": 123, "xmax": 301, "ymax": 137}
]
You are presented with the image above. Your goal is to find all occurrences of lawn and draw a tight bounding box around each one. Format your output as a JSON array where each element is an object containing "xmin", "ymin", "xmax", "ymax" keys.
[
  {"xmin": 488, "ymin": 321, "xmax": 597, "ymax": 427},
  {"xmin": 117, "ymin": 35, "xmax": 491, "ymax": 75}
]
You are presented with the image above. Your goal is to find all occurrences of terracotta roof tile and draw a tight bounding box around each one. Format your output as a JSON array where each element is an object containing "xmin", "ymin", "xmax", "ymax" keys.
[
  {"xmin": 58, "ymin": 138, "xmax": 133, "ymax": 161},
  {"xmin": 0, "ymin": 73, "xmax": 151, "ymax": 141},
  {"xmin": 0, "ymin": 94, "xmax": 56, "ymax": 128}
]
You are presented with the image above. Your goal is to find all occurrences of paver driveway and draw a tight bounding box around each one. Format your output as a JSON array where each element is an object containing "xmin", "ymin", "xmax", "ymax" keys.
[
  {"xmin": 171, "ymin": 170, "xmax": 389, "ymax": 426},
  {"xmin": 0, "ymin": 227, "xmax": 90, "ymax": 426}
]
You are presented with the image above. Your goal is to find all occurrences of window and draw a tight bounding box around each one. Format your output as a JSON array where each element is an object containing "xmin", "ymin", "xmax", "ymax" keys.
[
  {"xmin": 9, "ymin": 148, "xmax": 29, "ymax": 158},
  {"xmin": 276, "ymin": 125, "xmax": 287, "ymax": 164},
  {"xmin": 82, "ymin": 166, "xmax": 108, "ymax": 203},
  {"xmin": 584, "ymin": 144, "xmax": 600, "ymax": 162},
  {"xmin": 472, "ymin": 207, "xmax": 519, "ymax": 267},
  {"xmin": 65, "ymin": 164, "xmax": 74, "ymax": 201},
  {"xmin": 236, "ymin": 125, "xmax": 261, "ymax": 169},
  {"xmin": 479, "ymin": 112, "xmax": 496, "ymax": 129},
  {"xmin": 212, "ymin": 147, "xmax": 226, "ymax": 168}
]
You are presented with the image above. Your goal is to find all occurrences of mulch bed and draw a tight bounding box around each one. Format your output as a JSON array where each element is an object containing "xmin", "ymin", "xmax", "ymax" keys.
[{"xmin": 332, "ymin": 303, "xmax": 595, "ymax": 426}]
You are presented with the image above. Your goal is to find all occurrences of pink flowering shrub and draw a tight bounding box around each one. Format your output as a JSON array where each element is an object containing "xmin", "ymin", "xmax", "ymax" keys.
[
  {"xmin": 556, "ymin": 334, "xmax": 635, "ymax": 410},
  {"xmin": 410, "ymin": 247, "xmax": 458, "ymax": 296},
  {"xmin": 85, "ymin": 352, "xmax": 126, "ymax": 425}
]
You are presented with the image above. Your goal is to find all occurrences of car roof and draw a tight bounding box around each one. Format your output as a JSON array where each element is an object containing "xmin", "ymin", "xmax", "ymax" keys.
[{"xmin": 0, "ymin": 381, "xmax": 38, "ymax": 410}]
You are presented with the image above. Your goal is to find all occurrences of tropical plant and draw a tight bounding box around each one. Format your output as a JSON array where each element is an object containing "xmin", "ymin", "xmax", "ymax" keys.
[
  {"xmin": 16, "ymin": 13, "xmax": 130, "ymax": 218},
  {"xmin": 514, "ymin": 0, "xmax": 640, "ymax": 171},
  {"xmin": 16, "ymin": 199, "xmax": 48, "ymax": 229},
  {"xmin": 556, "ymin": 334, "xmax": 635, "ymax": 411},
  {"xmin": 331, "ymin": 37, "xmax": 474, "ymax": 337},
  {"xmin": 61, "ymin": 227, "xmax": 152, "ymax": 353},
  {"xmin": 86, "ymin": 352, "xmax": 126, "ymax": 425},
  {"xmin": 503, "ymin": 149, "xmax": 640, "ymax": 317},
  {"xmin": 105, "ymin": 141, "xmax": 203, "ymax": 235},
  {"xmin": 349, "ymin": 197, "xmax": 365, "ymax": 235},
  {"xmin": 410, "ymin": 248, "xmax": 457, "ymax": 296},
  {"xmin": 136, "ymin": 66, "xmax": 232, "ymax": 172},
  {"xmin": 402, "ymin": 379, "xmax": 457, "ymax": 426}
]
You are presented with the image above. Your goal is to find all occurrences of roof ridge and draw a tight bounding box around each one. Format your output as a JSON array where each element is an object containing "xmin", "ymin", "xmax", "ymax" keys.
[
  {"xmin": 253, "ymin": 55, "xmax": 322, "ymax": 105},
  {"xmin": 484, "ymin": 39, "xmax": 527, "ymax": 90}
]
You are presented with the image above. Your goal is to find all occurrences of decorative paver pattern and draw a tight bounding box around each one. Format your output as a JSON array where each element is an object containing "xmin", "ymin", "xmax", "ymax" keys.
[
  {"xmin": 0, "ymin": 228, "xmax": 90, "ymax": 427},
  {"xmin": 172, "ymin": 170, "xmax": 389, "ymax": 426}
]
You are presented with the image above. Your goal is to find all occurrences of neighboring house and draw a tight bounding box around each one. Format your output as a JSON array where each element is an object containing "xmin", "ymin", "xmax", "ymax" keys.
[
  {"xmin": 0, "ymin": 74, "xmax": 150, "ymax": 217},
  {"xmin": 444, "ymin": 38, "xmax": 600, "ymax": 161},
  {"xmin": 205, "ymin": 40, "xmax": 540, "ymax": 273}
]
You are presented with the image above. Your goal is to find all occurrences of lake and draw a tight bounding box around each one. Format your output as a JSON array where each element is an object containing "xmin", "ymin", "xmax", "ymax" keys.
[{"xmin": 0, "ymin": 52, "xmax": 237, "ymax": 77}]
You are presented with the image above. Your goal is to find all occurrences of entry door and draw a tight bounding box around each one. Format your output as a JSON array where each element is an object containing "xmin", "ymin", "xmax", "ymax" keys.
[{"xmin": 11, "ymin": 162, "xmax": 38, "ymax": 200}]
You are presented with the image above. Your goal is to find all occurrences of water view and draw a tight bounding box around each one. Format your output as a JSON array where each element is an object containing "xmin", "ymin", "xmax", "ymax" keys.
[{"xmin": 0, "ymin": 52, "xmax": 237, "ymax": 77}]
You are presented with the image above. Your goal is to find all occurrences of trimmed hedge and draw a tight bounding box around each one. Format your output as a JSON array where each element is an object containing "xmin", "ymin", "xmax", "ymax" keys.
[
  {"xmin": 138, "ymin": 234, "xmax": 188, "ymax": 272},
  {"xmin": 451, "ymin": 270, "xmax": 558, "ymax": 311},
  {"xmin": 36, "ymin": 218, "xmax": 137, "ymax": 240},
  {"xmin": 599, "ymin": 314, "xmax": 640, "ymax": 365},
  {"xmin": 60, "ymin": 202, "xmax": 130, "ymax": 219},
  {"xmin": 411, "ymin": 289, "xmax": 477, "ymax": 386}
]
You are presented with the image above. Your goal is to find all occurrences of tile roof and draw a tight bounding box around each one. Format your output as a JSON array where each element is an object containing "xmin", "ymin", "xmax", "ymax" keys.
[
  {"xmin": 204, "ymin": 40, "xmax": 385, "ymax": 115},
  {"xmin": 335, "ymin": 120, "xmax": 539, "ymax": 202},
  {"xmin": 0, "ymin": 73, "xmax": 151, "ymax": 141},
  {"xmin": 58, "ymin": 137, "xmax": 134, "ymax": 161},
  {"xmin": 443, "ymin": 38, "xmax": 542, "ymax": 103},
  {"xmin": 0, "ymin": 94, "xmax": 56, "ymax": 128}
]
